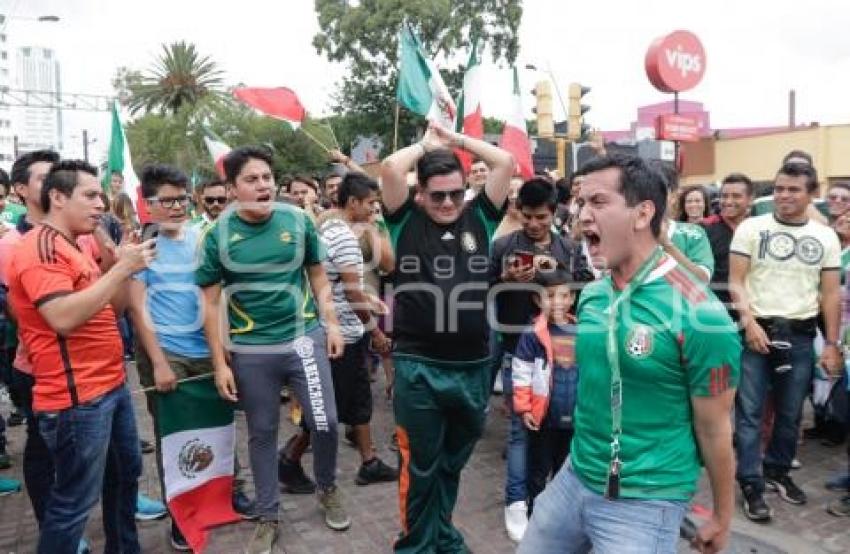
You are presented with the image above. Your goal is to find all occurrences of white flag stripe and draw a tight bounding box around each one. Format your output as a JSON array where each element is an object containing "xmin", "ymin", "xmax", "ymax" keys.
[{"xmin": 162, "ymin": 423, "xmax": 235, "ymax": 502}]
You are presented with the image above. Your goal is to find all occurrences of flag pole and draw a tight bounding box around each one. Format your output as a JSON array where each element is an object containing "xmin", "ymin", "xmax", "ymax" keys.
[
  {"xmin": 393, "ymin": 102, "xmax": 400, "ymax": 152},
  {"xmin": 299, "ymin": 127, "xmax": 332, "ymax": 154}
]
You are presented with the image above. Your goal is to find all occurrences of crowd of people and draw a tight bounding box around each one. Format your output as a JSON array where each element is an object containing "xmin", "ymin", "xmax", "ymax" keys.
[{"xmin": 0, "ymin": 122, "xmax": 847, "ymax": 554}]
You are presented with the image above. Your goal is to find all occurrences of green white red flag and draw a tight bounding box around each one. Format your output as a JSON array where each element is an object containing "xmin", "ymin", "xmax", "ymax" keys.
[
  {"xmin": 499, "ymin": 67, "xmax": 534, "ymax": 179},
  {"xmin": 202, "ymin": 128, "xmax": 232, "ymax": 179},
  {"xmin": 455, "ymin": 42, "xmax": 484, "ymax": 171},
  {"xmin": 103, "ymin": 101, "xmax": 150, "ymax": 222},
  {"xmin": 396, "ymin": 24, "xmax": 456, "ymax": 128},
  {"xmin": 157, "ymin": 377, "xmax": 239, "ymax": 552}
]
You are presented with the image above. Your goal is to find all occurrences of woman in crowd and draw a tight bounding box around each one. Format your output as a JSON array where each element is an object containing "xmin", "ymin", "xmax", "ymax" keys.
[{"xmin": 677, "ymin": 184, "xmax": 711, "ymax": 224}]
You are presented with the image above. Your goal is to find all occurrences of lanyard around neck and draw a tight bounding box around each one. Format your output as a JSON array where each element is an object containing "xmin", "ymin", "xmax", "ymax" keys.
[{"xmin": 605, "ymin": 246, "xmax": 663, "ymax": 463}]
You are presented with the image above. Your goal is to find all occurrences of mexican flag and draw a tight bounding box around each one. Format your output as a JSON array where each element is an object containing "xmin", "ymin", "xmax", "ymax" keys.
[
  {"xmin": 233, "ymin": 86, "xmax": 306, "ymax": 128},
  {"xmin": 104, "ymin": 102, "xmax": 149, "ymax": 222},
  {"xmin": 396, "ymin": 24, "xmax": 456, "ymax": 129},
  {"xmin": 202, "ymin": 128, "xmax": 232, "ymax": 179},
  {"xmin": 157, "ymin": 377, "xmax": 240, "ymax": 552},
  {"xmin": 455, "ymin": 42, "xmax": 484, "ymax": 171},
  {"xmin": 499, "ymin": 67, "xmax": 534, "ymax": 179}
]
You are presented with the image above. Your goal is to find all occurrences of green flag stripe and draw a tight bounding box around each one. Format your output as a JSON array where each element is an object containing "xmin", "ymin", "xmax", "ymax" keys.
[
  {"xmin": 396, "ymin": 25, "xmax": 433, "ymax": 115},
  {"xmin": 102, "ymin": 102, "xmax": 125, "ymax": 193},
  {"xmin": 155, "ymin": 377, "xmax": 234, "ymax": 437}
]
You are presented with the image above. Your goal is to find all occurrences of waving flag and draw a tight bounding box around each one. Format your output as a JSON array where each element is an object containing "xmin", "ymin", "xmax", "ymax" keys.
[
  {"xmin": 396, "ymin": 24, "xmax": 456, "ymax": 128},
  {"xmin": 455, "ymin": 42, "xmax": 484, "ymax": 171},
  {"xmin": 233, "ymin": 87, "xmax": 306, "ymax": 128},
  {"xmin": 104, "ymin": 101, "xmax": 150, "ymax": 222},
  {"xmin": 202, "ymin": 128, "xmax": 232, "ymax": 179},
  {"xmin": 499, "ymin": 67, "xmax": 534, "ymax": 179}
]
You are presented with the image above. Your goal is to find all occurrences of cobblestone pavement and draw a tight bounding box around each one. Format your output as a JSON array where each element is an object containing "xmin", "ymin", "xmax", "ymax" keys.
[{"xmin": 1, "ymin": 365, "xmax": 848, "ymax": 553}]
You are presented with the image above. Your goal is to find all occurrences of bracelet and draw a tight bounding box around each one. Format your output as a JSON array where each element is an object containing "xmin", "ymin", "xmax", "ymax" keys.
[{"xmin": 824, "ymin": 340, "xmax": 842, "ymax": 347}]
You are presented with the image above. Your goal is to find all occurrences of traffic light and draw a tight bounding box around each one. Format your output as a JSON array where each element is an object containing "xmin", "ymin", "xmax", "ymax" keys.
[
  {"xmin": 568, "ymin": 82, "xmax": 591, "ymax": 141},
  {"xmin": 532, "ymin": 80, "xmax": 554, "ymax": 139}
]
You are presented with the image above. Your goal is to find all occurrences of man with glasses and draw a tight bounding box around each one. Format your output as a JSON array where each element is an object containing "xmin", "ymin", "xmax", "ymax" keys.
[
  {"xmin": 193, "ymin": 178, "xmax": 229, "ymax": 231},
  {"xmin": 380, "ymin": 124, "xmax": 514, "ymax": 553},
  {"xmin": 826, "ymin": 182, "xmax": 850, "ymax": 224}
]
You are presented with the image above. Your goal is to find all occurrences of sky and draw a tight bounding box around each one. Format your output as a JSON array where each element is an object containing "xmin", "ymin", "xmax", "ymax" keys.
[{"xmin": 2, "ymin": 0, "xmax": 848, "ymax": 163}]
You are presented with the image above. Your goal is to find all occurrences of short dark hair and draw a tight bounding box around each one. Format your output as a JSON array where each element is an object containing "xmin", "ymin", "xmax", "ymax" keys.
[
  {"xmin": 554, "ymin": 177, "xmax": 571, "ymax": 204},
  {"xmin": 196, "ymin": 178, "xmax": 226, "ymax": 195},
  {"xmin": 140, "ymin": 164, "xmax": 189, "ymax": 198},
  {"xmin": 11, "ymin": 149, "xmax": 60, "ymax": 187},
  {"xmin": 471, "ymin": 157, "xmax": 486, "ymax": 167},
  {"xmin": 721, "ymin": 173, "xmax": 754, "ymax": 196},
  {"xmin": 651, "ymin": 160, "xmax": 679, "ymax": 192},
  {"xmin": 290, "ymin": 175, "xmax": 318, "ymax": 193},
  {"xmin": 0, "ymin": 168, "xmax": 9, "ymax": 192},
  {"xmin": 417, "ymin": 148, "xmax": 463, "ymax": 188},
  {"xmin": 777, "ymin": 162, "xmax": 819, "ymax": 193},
  {"xmin": 338, "ymin": 173, "xmax": 379, "ymax": 207},
  {"xmin": 828, "ymin": 182, "xmax": 850, "ymax": 195},
  {"xmin": 223, "ymin": 145, "xmax": 273, "ymax": 184},
  {"xmin": 323, "ymin": 171, "xmax": 343, "ymax": 186},
  {"xmin": 41, "ymin": 160, "xmax": 98, "ymax": 212},
  {"xmin": 110, "ymin": 170, "xmax": 124, "ymax": 180},
  {"xmin": 534, "ymin": 265, "xmax": 572, "ymax": 288},
  {"xmin": 517, "ymin": 178, "xmax": 557, "ymax": 212},
  {"xmin": 580, "ymin": 154, "xmax": 667, "ymax": 237},
  {"xmin": 782, "ymin": 150, "xmax": 813, "ymax": 166}
]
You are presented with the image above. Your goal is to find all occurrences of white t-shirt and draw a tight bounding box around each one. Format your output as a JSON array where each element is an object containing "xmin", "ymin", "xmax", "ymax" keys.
[
  {"xmin": 730, "ymin": 213, "xmax": 840, "ymax": 319},
  {"xmin": 319, "ymin": 217, "xmax": 365, "ymax": 343}
]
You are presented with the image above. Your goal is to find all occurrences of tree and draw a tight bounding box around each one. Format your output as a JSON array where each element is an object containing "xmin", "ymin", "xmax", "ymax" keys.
[
  {"xmin": 125, "ymin": 41, "xmax": 224, "ymax": 115},
  {"xmin": 313, "ymin": 0, "xmax": 522, "ymax": 154}
]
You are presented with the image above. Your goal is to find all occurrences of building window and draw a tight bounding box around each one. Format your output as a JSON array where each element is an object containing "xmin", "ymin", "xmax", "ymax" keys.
[
  {"xmin": 0, "ymin": 51, "xmax": 6, "ymax": 60},
  {"xmin": 22, "ymin": 47, "xmax": 30, "ymax": 56},
  {"xmin": 0, "ymin": 35, "xmax": 6, "ymax": 43}
]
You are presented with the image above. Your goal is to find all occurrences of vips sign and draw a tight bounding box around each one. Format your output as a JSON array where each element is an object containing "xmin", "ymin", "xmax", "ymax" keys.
[
  {"xmin": 645, "ymin": 30, "xmax": 706, "ymax": 93},
  {"xmin": 656, "ymin": 114, "xmax": 700, "ymax": 142}
]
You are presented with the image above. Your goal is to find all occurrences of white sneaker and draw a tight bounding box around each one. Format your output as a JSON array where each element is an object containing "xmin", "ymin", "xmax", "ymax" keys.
[
  {"xmin": 504, "ymin": 500, "xmax": 528, "ymax": 543},
  {"xmin": 493, "ymin": 369, "xmax": 504, "ymax": 394}
]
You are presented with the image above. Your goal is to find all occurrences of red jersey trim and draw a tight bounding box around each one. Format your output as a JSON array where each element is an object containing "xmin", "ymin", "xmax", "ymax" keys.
[{"xmin": 664, "ymin": 268, "xmax": 708, "ymax": 304}]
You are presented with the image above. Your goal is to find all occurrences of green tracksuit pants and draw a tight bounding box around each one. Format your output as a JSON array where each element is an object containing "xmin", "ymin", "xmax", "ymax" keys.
[{"xmin": 392, "ymin": 355, "xmax": 490, "ymax": 554}]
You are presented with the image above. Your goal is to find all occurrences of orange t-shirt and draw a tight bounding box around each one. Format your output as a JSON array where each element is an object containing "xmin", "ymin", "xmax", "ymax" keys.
[{"xmin": 7, "ymin": 224, "xmax": 123, "ymax": 411}]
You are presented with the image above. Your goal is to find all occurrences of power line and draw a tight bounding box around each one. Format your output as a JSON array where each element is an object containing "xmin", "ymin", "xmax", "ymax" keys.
[{"xmin": 0, "ymin": 87, "xmax": 114, "ymax": 111}]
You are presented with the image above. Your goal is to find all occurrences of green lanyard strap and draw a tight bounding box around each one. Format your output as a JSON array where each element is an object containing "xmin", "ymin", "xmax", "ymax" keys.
[{"xmin": 605, "ymin": 247, "xmax": 664, "ymax": 466}]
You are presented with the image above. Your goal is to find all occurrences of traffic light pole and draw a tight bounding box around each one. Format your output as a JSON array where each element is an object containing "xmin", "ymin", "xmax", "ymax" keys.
[{"xmin": 673, "ymin": 91, "xmax": 680, "ymax": 171}]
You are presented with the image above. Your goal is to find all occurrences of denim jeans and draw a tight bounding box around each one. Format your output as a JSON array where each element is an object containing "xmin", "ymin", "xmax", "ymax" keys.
[
  {"xmin": 37, "ymin": 384, "xmax": 142, "ymax": 554},
  {"xmin": 11, "ymin": 369, "xmax": 54, "ymax": 524},
  {"xmin": 501, "ymin": 353, "xmax": 529, "ymax": 505},
  {"xmin": 735, "ymin": 331, "xmax": 814, "ymax": 492},
  {"xmin": 518, "ymin": 463, "xmax": 687, "ymax": 554}
]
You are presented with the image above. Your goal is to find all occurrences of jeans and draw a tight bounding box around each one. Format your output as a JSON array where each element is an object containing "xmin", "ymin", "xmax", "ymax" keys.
[
  {"xmin": 518, "ymin": 463, "xmax": 687, "ymax": 554},
  {"xmin": 735, "ymin": 332, "xmax": 814, "ymax": 492},
  {"xmin": 11, "ymin": 369, "xmax": 54, "ymax": 524},
  {"xmin": 501, "ymin": 354, "xmax": 529, "ymax": 505},
  {"xmin": 37, "ymin": 384, "xmax": 142, "ymax": 554}
]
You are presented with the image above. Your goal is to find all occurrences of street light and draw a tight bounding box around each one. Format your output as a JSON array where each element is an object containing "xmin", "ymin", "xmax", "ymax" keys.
[{"xmin": 525, "ymin": 63, "xmax": 568, "ymax": 123}]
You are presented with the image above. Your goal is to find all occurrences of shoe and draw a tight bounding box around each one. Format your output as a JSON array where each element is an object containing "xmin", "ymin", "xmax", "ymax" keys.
[
  {"xmin": 765, "ymin": 473, "xmax": 807, "ymax": 505},
  {"xmin": 140, "ymin": 439, "xmax": 155, "ymax": 454},
  {"xmin": 0, "ymin": 476, "xmax": 21, "ymax": 497},
  {"xmin": 827, "ymin": 495, "xmax": 850, "ymax": 517},
  {"xmin": 233, "ymin": 490, "xmax": 260, "ymax": 520},
  {"xmin": 245, "ymin": 520, "xmax": 278, "ymax": 554},
  {"xmin": 7, "ymin": 411, "xmax": 24, "ymax": 427},
  {"xmin": 504, "ymin": 500, "xmax": 528, "ymax": 542},
  {"xmin": 790, "ymin": 458, "xmax": 802, "ymax": 470},
  {"xmin": 135, "ymin": 494, "xmax": 168, "ymax": 520},
  {"xmin": 0, "ymin": 451, "xmax": 11, "ymax": 470},
  {"xmin": 318, "ymin": 485, "xmax": 351, "ymax": 531},
  {"xmin": 356, "ymin": 457, "xmax": 398, "ymax": 485},
  {"xmin": 77, "ymin": 538, "xmax": 91, "ymax": 554},
  {"xmin": 170, "ymin": 521, "xmax": 190, "ymax": 551},
  {"xmin": 278, "ymin": 457, "xmax": 317, "ymax": 494},
  {"xmin": 741, "ymin": 484, "xmax": 772, "ymax": 522},
  {"xmin": 825, "ymin": 473, "xmax": 850, "ymax": 491}
]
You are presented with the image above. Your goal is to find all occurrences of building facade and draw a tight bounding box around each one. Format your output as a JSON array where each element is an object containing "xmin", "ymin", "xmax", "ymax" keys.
[{"xmin": 14, "ymin": 45, "xmax": 61, "ymax": 154}]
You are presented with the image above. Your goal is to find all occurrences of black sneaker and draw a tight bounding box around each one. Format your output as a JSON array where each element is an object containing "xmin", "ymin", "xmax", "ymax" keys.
[
  {"xmin": 170, "ymin": 521, "xmax": 190, "ymax": 551},
  {"xmin": 356, "ymin": 457, "xmax": 399, "ymax": 486},
  {"xmin": 765, "ymin": 473, "xmax": 807, "ymax": 505},
  {"xmin": 233, "ymin": 490, "xmax": 260, "ymax": 521},
  {"xmin": 741, "ymin": 484, "xmax": 772, "ymax": 522},
  {"xmin": 278, "ymin": 457, "xmax": 317, "ymax": 494}
]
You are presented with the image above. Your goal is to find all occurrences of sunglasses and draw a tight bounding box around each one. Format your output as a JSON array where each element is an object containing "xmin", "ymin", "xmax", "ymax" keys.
[
  {"xmin": 148, "ymin": 195, "xmax": 189, "ymax": 209},
  {"xmin": 427, "ymin": 189, "xmax": 465, "ymax": 204},
  {"xmin": 203, "ymin": 196, "xmax": 228, "ymax": 205}
]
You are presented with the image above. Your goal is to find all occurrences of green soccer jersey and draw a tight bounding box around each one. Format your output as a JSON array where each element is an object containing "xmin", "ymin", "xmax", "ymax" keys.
[
  {"xmin": 195, "ymin": 207, "xmax": 325, "ymax": 345},
  {"xmin": 668, "ymin": 220, "xmax": 714, "ymax": 279},
  {"xmin": 841, "ymin": 247, "xmax": 850, "ymax": 285},
  {"xmin": 0, "ymin": 203, "xmax": 26, "ymax": 226},
  {"xmin": 571, "ymin": 252, "xmax": 741, "ymax": 500}
]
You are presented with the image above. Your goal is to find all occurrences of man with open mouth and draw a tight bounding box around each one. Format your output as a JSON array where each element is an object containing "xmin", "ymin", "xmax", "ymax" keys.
[{"xmin": 520, "ymin": 153, "xmax": 741, "ymax": 554}]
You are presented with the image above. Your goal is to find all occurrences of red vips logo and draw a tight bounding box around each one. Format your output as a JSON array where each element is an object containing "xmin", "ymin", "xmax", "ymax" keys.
[{"xmin": 645, "ymin": 30, "xmax": 706, "ymax": 93}]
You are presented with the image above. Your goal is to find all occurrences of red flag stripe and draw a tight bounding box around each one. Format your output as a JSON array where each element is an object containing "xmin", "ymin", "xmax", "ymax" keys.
[{"xmin": 233, "ymin": 87, "xmax": 306, "ymax": 123}]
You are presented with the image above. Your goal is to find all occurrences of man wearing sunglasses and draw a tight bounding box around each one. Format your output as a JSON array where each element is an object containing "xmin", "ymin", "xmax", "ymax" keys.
[
  {"xmin": 192, "ymin": 178, "xmax": 229, "ymax": 231},
  {"xmin": 380, "ymin": 123, "xmax": 514, "ymax": 553}
]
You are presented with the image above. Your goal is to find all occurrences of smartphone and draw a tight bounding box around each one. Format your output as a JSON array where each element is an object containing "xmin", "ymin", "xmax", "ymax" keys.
[
  {"xmin": 514, "ymin": 250, "xmax": 534, "ymax": 269},
  {"xmin": 140, "ymin": 222, "xmax": 159, "ymax": 247}
]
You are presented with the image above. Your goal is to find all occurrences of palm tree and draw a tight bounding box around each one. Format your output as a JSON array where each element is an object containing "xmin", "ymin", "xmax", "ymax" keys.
[{"xmin": 128, "ymin": 41, "xmax": 224, "ymax": 115}]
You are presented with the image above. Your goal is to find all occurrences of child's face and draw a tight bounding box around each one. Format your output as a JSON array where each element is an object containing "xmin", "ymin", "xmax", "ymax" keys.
[{"xmin": 537, "ymin": 284, "xmax": 574, "ymax": 322}]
